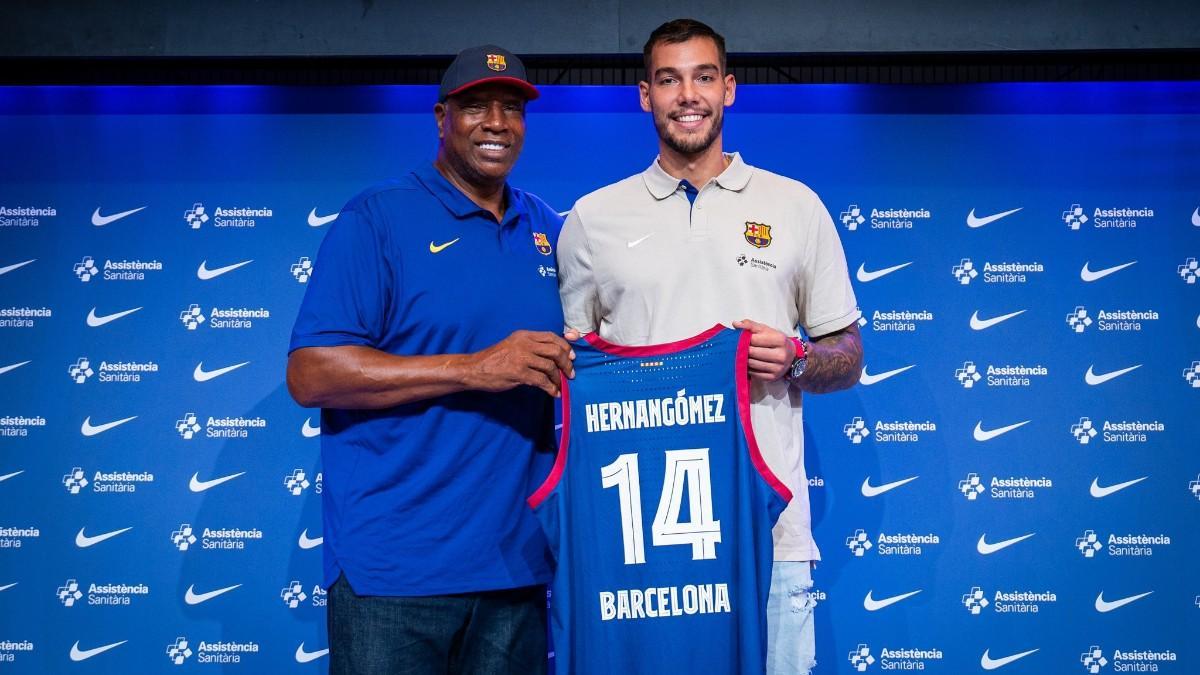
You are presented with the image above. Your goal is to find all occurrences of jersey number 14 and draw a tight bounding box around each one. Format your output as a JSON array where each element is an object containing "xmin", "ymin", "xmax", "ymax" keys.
[{"xmin": 600, "ymin": 448, "xmax": 722, "ymax": 565}]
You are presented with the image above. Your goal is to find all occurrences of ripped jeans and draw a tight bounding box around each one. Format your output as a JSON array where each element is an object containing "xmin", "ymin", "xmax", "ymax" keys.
[{"xmin": 766, "ymin": 561, "xmax": 817, "ymax": 674}]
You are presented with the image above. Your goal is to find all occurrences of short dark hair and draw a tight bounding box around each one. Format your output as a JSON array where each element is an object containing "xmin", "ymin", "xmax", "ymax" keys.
[{"xmin": 642, "ymin": 19, "xmax": 727, "ymax": 80}]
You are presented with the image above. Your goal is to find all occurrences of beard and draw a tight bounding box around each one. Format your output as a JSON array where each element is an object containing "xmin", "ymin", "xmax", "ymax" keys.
[{"xmin": 653, "ymin": 107, "xmax": 723, "ymax": 155}]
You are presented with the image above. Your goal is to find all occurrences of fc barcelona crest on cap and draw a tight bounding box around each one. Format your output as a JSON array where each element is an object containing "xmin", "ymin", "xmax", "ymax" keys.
[
  {"xmin": 744, "ymin": 222, "xmax": 773, "ymax": 248},
  {"xmin": 533, "ymin": 232, "xmax": 553, "ymax": 255},
  {"xmin": 487, "ymin": 54, "xmax": 507, "ymax": 72}
]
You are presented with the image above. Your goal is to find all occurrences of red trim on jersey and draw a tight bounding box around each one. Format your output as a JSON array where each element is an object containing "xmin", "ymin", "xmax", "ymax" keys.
[
  {"xmin": 528, "ymin": 371, "xmax": 570, "ymax": 509},
  {"xmin": 584, "ymin": 323, "xmax": 726, "ymax": 356},
  {"xmin": 736, "ymin": 330, "xmax": 794, "ymax": 503}
]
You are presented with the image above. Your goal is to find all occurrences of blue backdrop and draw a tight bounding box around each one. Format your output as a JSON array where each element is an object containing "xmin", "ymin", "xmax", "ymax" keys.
[{"xmin": 0, "ymin": 82, "xmax": 1197, "ymax": 673}]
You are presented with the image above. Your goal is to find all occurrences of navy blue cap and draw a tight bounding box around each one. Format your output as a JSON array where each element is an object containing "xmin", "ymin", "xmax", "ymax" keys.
[{"xmin": 439, "ymin": 44, "xmax": 539, "ymax": 102}]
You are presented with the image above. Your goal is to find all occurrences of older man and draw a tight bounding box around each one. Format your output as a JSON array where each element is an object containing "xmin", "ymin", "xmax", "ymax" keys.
[
  {"xmin": 557, "ymin": 20, "xmax": 863, "ymax": 674},
  {"xmin": 287, "ymin": 45, "xmax": 571, "ymax": 675}
]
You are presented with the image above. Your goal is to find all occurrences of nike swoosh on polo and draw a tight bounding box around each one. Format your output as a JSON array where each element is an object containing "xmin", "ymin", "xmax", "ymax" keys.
[
  {"xmin": 91, "ymin": 206, "xmax": 145, "ymax": 226},
  {"xmin": 856, "ymin": 261, "xmax": 913, "ymax": 283},
  {"xmin": 1090, "ymin": 476, "xmax": 1149, "ymax": 498},
  {"xmin": 86, "ymin": 306, "xmax": 142, "ymax": 327},
  {"xmin": 298, "ymin": 529, "xmax": 324, "ymax": 549},
  {"xmin": 189, "ymin": 471, "xmax": 246, "ymax": 493},
  {"xmin": 184, "ymin": 583, "xmax": 242, "ymax": 605},
  {"xmin": 308, "ymin": 208, "xmax": 338, "ymax": 227},
  {"xmin": 859, "ymin": 364, "xmax": 915, "ymax": 385},
  {"xmin": 627, "ymin": 233, "xmax": 655, "ymax": 248},
  {"xmin": 0, "ymin": 361, "xmax": 31, "ymax": 376},
  {"xmin": 0, "ymin": 259, "xmax": 36, "ymax": 277},
  {"xmin": 981, "ymin": 648, "xmax": 1039, "ymax": 670},
  {"xmin": 1095, "ymin": 590, "xmax": 1152, "ymax": 613},
  {"xmin": 0, "ymin": 582, "xmax": 16, "ymax": 592},
  {"xmin": 429, "ymin": 238, "xmax": 460, "ymax": 253},
  {"xmin": 973, "ymin": 420, "xmax": 1030, "ymax": 442},
  {"xmin": 966, "ymin": 207, "xmax": 1022, "ymax": 228},
  {"xmin": 861, "ymin": 475, "xmax": 919, "ymax": 497},
  {"xmin": 81, "ymin": 415, "xmax": 137, "ymax": 437},
  {"xmin": 69, "ymin": 640, "xmax": 128, "ymax": 662},
  {"xmin": 863, "ymin": 589, "xmax": 922, "ymax": 611},
  {"xmin": 193, "ymin": 360, "xmax": 250, "ymax": 382},
  {"xmin": 295, "ymin": 642, "xmax": 330, "ymax": 663},
  {"xmin": 197, "ymin": 259, "xmax": 253, "ymax": 280},
  {"xmin": 1081, "ymin": 260, "xmax": 1137, "ymax": 282},
  {"xmin": 1085, "ymin": 364, "xmax": 1141, "ymax": 385},
  {"xmin": 977, "ymin": 532, "xmax": 1035, "ymax": 555},
  {"xmin": 76, "ymin": 526, "xmax": 133, "ymax": 548},
  {"xmin": 969, "ymin": 309, "xmax": 1025, "ymax": 330},
  {"xmin": 301, "ymin": 417, "xmax": 321, "ymax": 438},
  {"xmin": 0, "ymin": 470, "xmax": 24, "ymax": 483}
]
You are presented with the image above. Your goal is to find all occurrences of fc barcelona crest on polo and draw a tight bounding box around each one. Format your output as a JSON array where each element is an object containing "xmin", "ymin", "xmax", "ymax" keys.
[
  {"xmin": 744, "ymin": 222, "xmax": 773, "ymax": 248},
  {"xmin": 487, "ymin": 54, "xmax": 507, "ymax": 72},
  {"xmin": 533, "ymin": 232, "xmax": 553, "ymax": 255}
]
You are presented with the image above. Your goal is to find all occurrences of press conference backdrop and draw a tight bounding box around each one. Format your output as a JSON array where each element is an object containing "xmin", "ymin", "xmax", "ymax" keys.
[{"xmin": 0, "ymin": 82, "xmax": 1197, "ymax": 673}]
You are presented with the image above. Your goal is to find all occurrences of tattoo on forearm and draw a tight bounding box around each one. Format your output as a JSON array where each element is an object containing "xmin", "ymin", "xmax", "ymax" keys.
[{"xmin": 800, "ymin": 323, "xmax": 863, "ymax": 394}]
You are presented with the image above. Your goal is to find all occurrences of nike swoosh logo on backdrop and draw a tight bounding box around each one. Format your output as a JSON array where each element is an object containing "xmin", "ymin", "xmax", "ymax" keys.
[
  {"xmin": 966, "ymin": 207, "xmax": 1022, "ymax": 228},
  {"xmin": 0, "ymin": 259, "xmax": 36, "ymax": 277},
  {"xmin": 977, "ymin": 532, "xmax": 1035, "ymax": 555},
  {"xmin": 298, "ymin": 529, "xmax": 324, "ymax": 549},
  {"xmin": 193, "ymin": 361, "xmax": 250, "ymax": 382},
  {"xmin": 81, "ymin": 415, "xmax": 137, "ymax": 436},
  {"xmin": 308, "ymin": 208, "xmax": 338, "ymax": 227},
  {"xmin": 189, "ymin": 471, "xmax": 246, "ymax": 493},
  {"xmin": 75, "ymin": 526, "xmax": 133, "ymax": 548},
  {"xmin": 856, "ymin": 262, "xmax": 913, "ymax": 283},
  {"xmin": 863, "ymin": 589, "xmax": 922, "ymax": 611},
  {"xmin": 295, "ymin": 643, "xmax": 330, "ymax": 663},
  {"xmin": 627, "ymin": 233, "xmax": 655, "ymax": 248},
  {"xmin": 1085, "ymin": 364, "xmax": 1141, "ymax": 385},
  {"xmin": 1080, "ymin": 260, "xmax": 1137, "ymax": 282},
  {"xmin": 1090, "ymin": 476, "xmax": 1148, "ymax": 498},
  {"xmin": 70, "ymin": 640, "xmax": 128, "ymax": 662},
  {"xmin": 973, "ymin": 420, "xmax": 1030, "ymax": 442},
  {"xmin": 1095, "ymin": 591, "xmax": 1152, "ymax": 613},
  {"xmin": 185, "ymin": 583, "xmax": 242, "ymax": 605},
  {"xmin": 86, "ymin": 306, "xmax": 142, "ymax": 327},
  {"xmin": 981, "ymin": 648, "xmax": 1039, "ymax": 670},
  {"xmin": 301, "ymin": 417, "xmax": 321, "ymax": 438},
  {"xmin": 91, "ymin": 206, "xmax": 145, "ymax": 226},
  {"xmin": 0, "ymin": 582, "xmax": 16, "ymax": 592},
  {"xmin": 1192, "ymin": 207, "xmax": 1200, "ymax": 227},
  {"xmin": 861, "ymin": 475, "xmax": 920, "ymax": 497},
  {"xmin": 0, "ymin": 361, "xmax": 31, "ymax": 376},
  {"xmin": 859, "ymin": 364, "xmax": 915, "ymax": 385},
  {"xmin": 197, "ymin": 259, "xmax": 253, "ymax": 280},
  {"xmin": 969, "ymin": 309, "xmax": 1025, "ymax": 330},
  {"xmin": 0, "ymin": 470, "xmax": 24, "ymax": 483},
  {"xmin": 429, "ymin": 238, "xmax": 460, "ymax": 253}
]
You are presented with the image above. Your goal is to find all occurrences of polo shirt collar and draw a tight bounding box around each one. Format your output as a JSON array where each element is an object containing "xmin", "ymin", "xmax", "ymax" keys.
[
  {"xmin": 642, "ymin": 152, "xmax": 753, "ymax": 200},
  {"xmin": 413, "ymin": 162, "xmax": 524, "ymax": 227}
]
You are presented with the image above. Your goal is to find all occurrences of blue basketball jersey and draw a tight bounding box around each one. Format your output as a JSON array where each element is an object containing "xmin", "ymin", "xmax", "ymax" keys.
[{"xmin": 530, "ymin": 325, "xmax": 792, "ymax": 674}]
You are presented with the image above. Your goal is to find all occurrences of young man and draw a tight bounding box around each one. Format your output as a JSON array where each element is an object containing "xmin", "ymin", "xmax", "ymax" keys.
[
  {"xmin": 557, "ymin": 20, "xmax": 863, "ymax": 674},
  {"xmin": 287, "ymin": 45, "xmax": 572, "ymax": 674}
]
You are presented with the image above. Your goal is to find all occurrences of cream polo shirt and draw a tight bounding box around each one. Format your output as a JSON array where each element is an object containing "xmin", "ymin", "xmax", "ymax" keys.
[{"xmin": 557, "ymin": 152, "xmax": 860, "ymax": 561}]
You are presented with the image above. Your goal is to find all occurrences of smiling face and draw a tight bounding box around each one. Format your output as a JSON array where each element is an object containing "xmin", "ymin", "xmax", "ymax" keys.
[
  {"xmin": 640, "ymin": 36, "xmax": 735, "ymax": 157},
  {"xmin": 435, "ymin": 82, "xmax": 527, "ymax": 187}
]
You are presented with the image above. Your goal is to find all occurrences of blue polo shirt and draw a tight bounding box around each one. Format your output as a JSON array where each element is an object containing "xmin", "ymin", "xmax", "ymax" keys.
[{"xmin": 289, "ymin": 163, "xmax": 564, "ymax": 596}]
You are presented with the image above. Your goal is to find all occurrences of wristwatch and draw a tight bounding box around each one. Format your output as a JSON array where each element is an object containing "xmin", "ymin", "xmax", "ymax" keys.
[{"xmin": 785, "ymin": 337, "xmax": 809, "ymax": 381}]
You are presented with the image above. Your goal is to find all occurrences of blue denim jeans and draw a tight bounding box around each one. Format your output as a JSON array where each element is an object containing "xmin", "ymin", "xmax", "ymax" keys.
[
  {"xmin": 766, "ymin": 561, "xmax": 817, "ymax": 674},
  {"xmin": 328, "ymin": 575, "xmax": 547, "ymax": 675}
]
